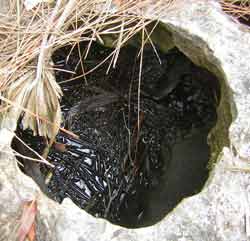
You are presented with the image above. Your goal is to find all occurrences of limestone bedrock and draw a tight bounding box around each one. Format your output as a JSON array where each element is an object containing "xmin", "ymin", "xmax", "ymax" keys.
[{"xmin": 1, "ymin": 0, "xmax": 250, "ymax": 240}]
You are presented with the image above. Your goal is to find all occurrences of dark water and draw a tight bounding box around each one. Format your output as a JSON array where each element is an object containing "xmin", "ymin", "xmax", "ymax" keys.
[{"xmin": 13, "ymin": 43, "xmax": 220, "ymax": 228}]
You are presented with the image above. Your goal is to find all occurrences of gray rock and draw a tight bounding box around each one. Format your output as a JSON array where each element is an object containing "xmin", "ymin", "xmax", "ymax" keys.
[
  {"xmin": 0, "ymin": 0, "xmax": 9, "ymax": 14},
  {"xmin": 1, "ymin": 0, "xmax": 250, "ymax": 240}
]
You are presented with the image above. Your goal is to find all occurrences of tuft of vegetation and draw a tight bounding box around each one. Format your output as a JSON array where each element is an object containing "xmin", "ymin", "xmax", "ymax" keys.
[
  {"xmin": 220, "ymin": 0, "xmax": 250, "ymax": 25},
  {"xmin": 0, "ymin": 0, "xmax": 176, "ymax": 141}
]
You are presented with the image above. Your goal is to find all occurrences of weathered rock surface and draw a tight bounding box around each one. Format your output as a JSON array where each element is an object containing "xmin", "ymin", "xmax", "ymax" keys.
[
  {"xmin": 0, "ymin": 0, "xmax": 9, "ymax": 14},
  {"xmin": 1, "ymin": 0, "xmax": 250, "ymax": 240}
]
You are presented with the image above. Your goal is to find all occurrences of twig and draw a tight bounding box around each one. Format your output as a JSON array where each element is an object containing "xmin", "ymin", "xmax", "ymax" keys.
[{"xmin": 13, "ymin": 134, "xmax": 54, "ymax": 167}]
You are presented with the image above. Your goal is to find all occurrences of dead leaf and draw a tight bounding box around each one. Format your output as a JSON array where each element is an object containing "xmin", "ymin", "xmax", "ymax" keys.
[
  {"xmin": 6, "ymin": 66, "xmax": 62, "ymax": 139},
  {"xmin": 18, "ymin": 199, "xmax": 37, "ymax": 241},
  {"xmin": 27, "ymin": 222, "xmax": 36, "ymax": 241},
  {"xmin": 53, "ymin": 142, "xmax": 67, "ymax": 152}
]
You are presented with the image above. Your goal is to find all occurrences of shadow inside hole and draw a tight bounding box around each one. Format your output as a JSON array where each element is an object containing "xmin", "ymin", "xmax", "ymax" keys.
[{"xmin": 13, "ymin": 42, "xmax": 220, "ymax": 228}]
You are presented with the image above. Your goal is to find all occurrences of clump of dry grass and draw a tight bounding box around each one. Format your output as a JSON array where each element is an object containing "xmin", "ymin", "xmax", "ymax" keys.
[
  {"xmin": 220, "ymin": 0, "xmax": 250, "ymax": 24},
  {"xmin": 0, "ymin": 0, "xmax": 176, "ymax": 143}
]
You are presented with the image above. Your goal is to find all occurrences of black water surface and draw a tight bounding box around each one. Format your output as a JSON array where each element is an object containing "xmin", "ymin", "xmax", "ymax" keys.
[{"xmin": 13, "ymin": 43, "xmax": 220, "ymax": 228}]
